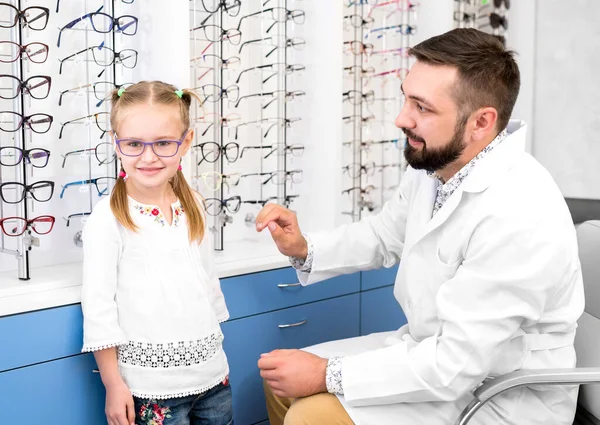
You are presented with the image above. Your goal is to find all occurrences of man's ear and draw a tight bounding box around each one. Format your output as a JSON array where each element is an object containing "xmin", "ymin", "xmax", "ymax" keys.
[{"xmin": 470, "ymin": 107, "xmax": 498, "ymax": 142}]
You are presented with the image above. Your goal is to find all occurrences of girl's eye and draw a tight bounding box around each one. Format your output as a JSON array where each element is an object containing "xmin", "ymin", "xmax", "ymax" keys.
[{"xmin": 126, "ymin": 141, "xmax": 141, "ymax": 148}]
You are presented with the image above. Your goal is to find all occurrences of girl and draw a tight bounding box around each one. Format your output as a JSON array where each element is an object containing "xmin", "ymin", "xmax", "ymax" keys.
[{"xmin": 81, "ymin": 81, "xmax": 232, "ymax": 425}]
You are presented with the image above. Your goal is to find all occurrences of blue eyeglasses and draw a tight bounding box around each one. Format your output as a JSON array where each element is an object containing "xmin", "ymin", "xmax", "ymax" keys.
[
  {"xmin": 115, "ymin": 130, "xmax": 190, "ymax": 158},
  {"xmin": 60, "ymin": 177, "xmax": 116, "ymax": 199}
]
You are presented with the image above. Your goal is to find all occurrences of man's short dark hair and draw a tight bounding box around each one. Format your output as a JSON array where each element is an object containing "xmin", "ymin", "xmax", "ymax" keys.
[{"xmin": 409, "ymin": 28, "xmax": 520, "ymax": 132}]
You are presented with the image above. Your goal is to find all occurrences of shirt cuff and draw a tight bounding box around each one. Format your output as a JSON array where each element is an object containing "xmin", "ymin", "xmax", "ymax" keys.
[
  {"xmin": 289, "ymin": 234, "xmax": 314, "ymax": 273},
  {"xmin": 325, "ymin": 356, "xmax": 344, "ymax": 395}
]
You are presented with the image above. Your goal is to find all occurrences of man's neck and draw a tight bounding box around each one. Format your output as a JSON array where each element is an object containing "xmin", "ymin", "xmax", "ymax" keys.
[{"xmin": 436, "ymin": 134, "xmax": 500, "ymax": 183}]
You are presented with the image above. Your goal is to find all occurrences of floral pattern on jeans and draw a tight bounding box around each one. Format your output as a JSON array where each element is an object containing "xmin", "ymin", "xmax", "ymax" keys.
[{"xmin": 138, "ymin": 400, "xmax": 172, "ymax": 425}]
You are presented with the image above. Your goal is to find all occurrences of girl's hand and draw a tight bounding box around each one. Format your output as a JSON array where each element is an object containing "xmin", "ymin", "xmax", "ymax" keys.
[{"xmin": 105, "ymin": 379, "xmax": 136, "ymax": 425}]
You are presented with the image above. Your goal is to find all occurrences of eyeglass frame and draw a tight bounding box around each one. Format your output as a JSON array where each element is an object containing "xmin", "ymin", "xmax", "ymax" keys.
[
  {"xmin": 203, "ymin": 196, "xmax": 242, "ymax": 216},
  {"xmin": 0, "ymin": 74, "xmax": 52, "ymax": 100},
  {"xmin": 233, "ymin": 117, "xmax": 301, "ymax": 140},
  {"xmin": 0, "ymin": 41, "xmax": 49, "ymax": 64},
  {"xmin": 235, "ymin": 62, "xmax": 305, "ymax": 84},
  {"xmin": 0, "ymin": 3, "xmax": 50, "ymax": 31},
  {"xmin": 114, "ymin": 130, "xmax": 190, "ymax": 158},
  {"xmin": 57, "ymin": 6, "xmax": 139, "ymax": 48},
  {"xmin": 58, "ymin": 81, "xmax": 133, "ymax": 107},
  {"xmin": 59, "ymin": 112, "xmax": 109, "ymax": 139},
  {"xmin": 0, "ymin": 180, "xmax": 55, "ymax": 204},
  {"xmin": 193, "ymin": 141, "xmax": 240, "ymax": 165},
  {"xmin": 0, "ymin": 111, "xmax": 53, "ymax": 134},
  {"xmin": 62, "ymin": 142, "xmax": 116, "ymax": 168},
  {"xmin": 0, "ymin": 215, "xmax": 55, "ymax": 237},
  {"xmin": 236, "ymin": 7, "xmax": 305, "ymax": 33},
  {"xmin": 0, "ymin": 146, "xmax": 51, "ymax": 168},
  {"xmin": 58, "ymin": 44, "xmax": 138, "ymax": 75},
  {"xmin": 60, "ymin": 177, "xmax": 116, "ymax": 199},
  {"xmin": 64, "ymin": 212, "xmax": 92, "ymax": 227}
]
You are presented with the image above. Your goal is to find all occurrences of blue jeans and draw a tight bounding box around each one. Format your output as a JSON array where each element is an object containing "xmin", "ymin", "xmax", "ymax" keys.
[{"xmin": 134, "ymin": 382, "xmax": 233, "ymax": 425}]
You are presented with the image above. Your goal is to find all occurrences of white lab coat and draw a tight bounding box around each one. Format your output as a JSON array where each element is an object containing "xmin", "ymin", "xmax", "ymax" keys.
[{"xmin": 299, "ymin": 121, "xmax": 585, "ymax": 425}]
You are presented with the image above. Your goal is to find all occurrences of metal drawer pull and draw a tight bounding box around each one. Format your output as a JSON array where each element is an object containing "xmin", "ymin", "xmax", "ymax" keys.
[
  {"xmin": 92, "ymin": 369, "xmax": 100, "ymax": 373},
  {"xmin": 278, "ymin": 319, "xmax": 307, "ymax": 328},
  {"xmin": 278, "ymin": 282, "xmax": 302, "ymax": 288}
]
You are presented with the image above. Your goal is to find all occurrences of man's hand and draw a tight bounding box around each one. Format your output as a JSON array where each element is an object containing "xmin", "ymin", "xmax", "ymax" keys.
[
  {"xmin": 258, "ymin": 349, "xmax": 328, "ymax": 398},
  {"xmin": 256, "ymin": 205, "xmax": 308, "ymax": 259}
]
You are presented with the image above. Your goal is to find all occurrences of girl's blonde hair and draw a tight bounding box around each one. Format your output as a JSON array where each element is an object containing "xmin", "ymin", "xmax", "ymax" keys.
[{"xmin": 109, "ymin": 80, "xmax": 205, "ymax": 243}]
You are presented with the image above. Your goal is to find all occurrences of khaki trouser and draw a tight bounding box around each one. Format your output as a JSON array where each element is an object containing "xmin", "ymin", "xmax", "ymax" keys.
[{"xmin": 263, "ymin": 381, "xmax": 355, "ymax": 425}]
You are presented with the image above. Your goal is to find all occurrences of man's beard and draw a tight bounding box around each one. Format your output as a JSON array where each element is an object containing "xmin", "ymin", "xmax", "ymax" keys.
[{"xmin": 402, "ymin": 119, "xmax": 467, "ymax": 173}]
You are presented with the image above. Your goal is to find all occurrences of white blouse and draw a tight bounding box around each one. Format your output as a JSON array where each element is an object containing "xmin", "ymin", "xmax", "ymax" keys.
[{"xmin": 81, "ymin": 196, "xmax": 229, "ymax": 399}]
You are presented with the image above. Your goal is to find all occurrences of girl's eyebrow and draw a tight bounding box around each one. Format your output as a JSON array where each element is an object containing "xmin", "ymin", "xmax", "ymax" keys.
[{"xmin": 119, "ymin": 135, "xmax": 180, "ymax": 140}]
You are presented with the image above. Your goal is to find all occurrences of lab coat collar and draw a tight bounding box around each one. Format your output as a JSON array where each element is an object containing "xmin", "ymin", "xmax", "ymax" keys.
[
  {"xmin": 460, "ymin": 120, "xmax": 527, "ymax": 193},
  {"xmin": 407, "ymin": 120, "xmax": 527, "ymax": 249}
]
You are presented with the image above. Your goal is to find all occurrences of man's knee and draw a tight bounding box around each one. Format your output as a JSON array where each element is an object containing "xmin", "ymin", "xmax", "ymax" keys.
[{"xmin": 284, "ymin": 393, "xmax": 353, "ymax": 425}]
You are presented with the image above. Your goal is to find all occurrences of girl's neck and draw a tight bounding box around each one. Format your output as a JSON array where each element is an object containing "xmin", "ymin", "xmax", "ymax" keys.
[{"xmin": 125, "ymin": 179, "xmax": 177, "ymax": 207}]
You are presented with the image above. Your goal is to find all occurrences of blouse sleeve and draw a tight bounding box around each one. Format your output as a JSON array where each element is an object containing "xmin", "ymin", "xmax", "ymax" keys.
[
  {"xmin": 195, "ymin": 193, "xmax": 229, "ymax": 323},
  {"xmin": 81, "ymin": 200, "xmax": 127, "ymax": 352}
]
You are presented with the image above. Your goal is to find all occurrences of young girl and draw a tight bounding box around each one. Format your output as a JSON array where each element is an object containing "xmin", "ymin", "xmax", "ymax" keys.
[{"xmin": 81, "ymin": 81, "xmax": 232, "ymax": 425}]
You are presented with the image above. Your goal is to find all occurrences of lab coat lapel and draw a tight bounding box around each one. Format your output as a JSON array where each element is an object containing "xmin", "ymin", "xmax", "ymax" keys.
[
  {"xmin": 405, "ymin": 175, "xmax": 437, "ymax": 251},
  {"xmin": 411, "ymin": 183, "xmax": 465, "ymax": 249}
]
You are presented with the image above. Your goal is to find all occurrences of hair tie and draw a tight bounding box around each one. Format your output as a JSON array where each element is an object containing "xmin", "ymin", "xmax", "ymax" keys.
[
  {"xmin": 117, "ymin": 87, "xmax": 126, "ymax": 97},
  {"xmin": 174, "ymin": 89, "xmax": 184, "ymax": 98}
]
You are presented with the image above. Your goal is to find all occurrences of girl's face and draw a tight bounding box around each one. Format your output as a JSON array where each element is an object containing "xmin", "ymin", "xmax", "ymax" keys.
[{"xmin": 114, "ymin": 103, "xmax": 193, "ymax": 191}]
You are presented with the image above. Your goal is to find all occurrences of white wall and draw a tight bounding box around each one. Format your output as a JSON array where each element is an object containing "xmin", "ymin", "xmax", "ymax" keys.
[
  {"xmin": 532, "ymin": 0, "xmax": 600, "ymax": 199},
  {"xmin": 506, "ymin": 0, "xmax": 537, "ymax": 153}
]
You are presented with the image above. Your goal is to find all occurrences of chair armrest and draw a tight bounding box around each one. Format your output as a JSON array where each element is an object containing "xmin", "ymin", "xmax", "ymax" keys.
[{"xmin": 455, "ymin": 368, "xmax": 600, "ymax": 425}]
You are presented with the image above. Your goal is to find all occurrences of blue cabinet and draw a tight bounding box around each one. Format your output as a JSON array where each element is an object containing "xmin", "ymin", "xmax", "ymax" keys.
[
  {"xmin": 360, "ymin": 285, "xmax": 407, "ymax": 335},
  {"xmin": 222, "ymin": 293, "xmax": 360, "ymax": 425},
  {"xmin": 0, "ymin": 266, "xmax": 407, "ymax": 425},
  {"xmin": 0, "ymin": 304, "xmax": 83, "ymax": 372},
  {"xmin": 0, "ymin": 353, "xmax": 106, "ymax": 425},
  {"xmin": 221, "ymin": 267, "xmax": 360, "ymax": 320}
]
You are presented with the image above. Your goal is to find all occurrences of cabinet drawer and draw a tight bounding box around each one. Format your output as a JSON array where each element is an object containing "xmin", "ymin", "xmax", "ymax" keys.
[
  {"xmin": 0, "ymin": 353, "xmax": 106, "ymax": 425},
  {"xmin": 361, "ymin": 264, "xmax": 399, "ymax": 291},
  {"xmin": 0, "ymin": 304, "xmax": 83, "ymax": 372},
  {"xmin": 222, "ymin": 293, "xmax": 360, "ymax": 425},
  {"xmin": 360, "ymin": 286, "xmax": 407, "ymax": 335},
  {"xmin": 221, "ymin": 267, "xmax": 360, "ymax": 319}
]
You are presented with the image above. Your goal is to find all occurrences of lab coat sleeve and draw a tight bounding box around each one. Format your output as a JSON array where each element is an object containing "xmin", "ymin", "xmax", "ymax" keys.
[
  {"xmin": 340, "ymin": 213, "xmax": 576, "ymax": 405},
  {"xmin": 297, "ymin": 168, "xmax": 416, "ymax": 285},
  {"xmin": 81, "ymin": 203, "xmax": 127, "ymax": 352}
]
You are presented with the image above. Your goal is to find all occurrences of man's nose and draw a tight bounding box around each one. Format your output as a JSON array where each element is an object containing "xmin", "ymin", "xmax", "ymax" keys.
[{"xmin": 395, "ymin": 104, "xmax": 415, "ymax": 130}]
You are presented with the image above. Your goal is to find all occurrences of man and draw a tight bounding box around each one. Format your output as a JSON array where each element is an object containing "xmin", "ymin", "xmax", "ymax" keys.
[{"xmin": 255, "ymin": 29, "xmax": 584, "ymax": 425}]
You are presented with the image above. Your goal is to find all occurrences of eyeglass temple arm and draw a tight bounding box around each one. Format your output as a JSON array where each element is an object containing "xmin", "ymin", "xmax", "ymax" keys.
[
  {"xmin": 57, "ymin": 6, "xmax": 100, "ymax": 48},
  {"xmin": 59, "ymin": 47, "xmax": 90, "ymax": 74},
  {"xmin": 26, "ymin": 10, "xmax": 47, "ymax": 26}
]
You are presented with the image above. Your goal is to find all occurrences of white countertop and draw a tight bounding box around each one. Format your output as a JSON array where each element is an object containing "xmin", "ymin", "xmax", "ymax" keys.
[{"xmin": 0, "ymin": 242, "xmax": 289, "ymax": 317}]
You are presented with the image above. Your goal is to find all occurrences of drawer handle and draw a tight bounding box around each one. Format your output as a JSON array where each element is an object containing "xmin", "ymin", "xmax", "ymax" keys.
[
  {"xmin": 278, "ymin": 282, "xmax": 302, "ymax": 288},
  {"xmin": 278, "ymin": 319, "xmax": 307, "ymax": 329},
  {"xmin": 92, "ymin": 369, "xmax": 100, "ymax": 373}
]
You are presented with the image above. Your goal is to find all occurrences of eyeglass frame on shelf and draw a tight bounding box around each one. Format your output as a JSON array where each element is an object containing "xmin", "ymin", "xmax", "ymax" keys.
[
  {"xmin": 0, "ymin": 215, "xmax": 55, "ymax": 237},
  {"xmin": 59, "ymin": 177, "xmax": 116, "ymax": 199},
  {"xmin": 59, "ymin": 112, "xmax": 110, "ymax": 139},
  {"xmin": 0, "ymin": 146, "xmax": 51, "ymax": 168},
  {"xmin": 62, "ymin": 142, "xmax": 116, "ymax": 168},
  {"xmin": 0, "ymin": 180, "xmax": 55, "ymax": 204}
]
